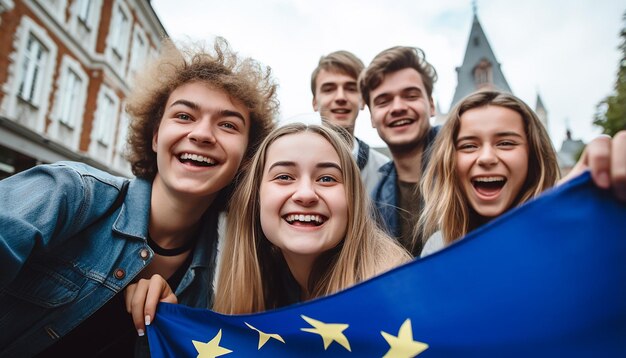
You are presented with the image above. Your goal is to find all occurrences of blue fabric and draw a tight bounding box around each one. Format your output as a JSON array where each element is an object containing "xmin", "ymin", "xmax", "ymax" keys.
[
  {"xmin": 0, "ymin": 162, "xmax": 218, "ymax": 357},
  {"xmin": 148, "ymin": 172, "xmax": 626, "ymax": 357},
  {"xmin": 372, "ymin": 126, "xmax": 439, "ymax": 238}
]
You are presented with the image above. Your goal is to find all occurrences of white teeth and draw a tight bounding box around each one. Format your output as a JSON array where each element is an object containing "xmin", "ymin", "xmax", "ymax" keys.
[
  {"xmin": 285, "ymin": 214, "xmax": 325, "ymax": 224},
  {"xmin": 390, "ymin": 119, "xmax": 412, "ymax": 127},
  {"xmin": 474, "ymin": 177, "xmax": 505, "ymax": 183},
  {"xmin": 180, "ymin": 153, "xmax": 216, "ymax": 165}
]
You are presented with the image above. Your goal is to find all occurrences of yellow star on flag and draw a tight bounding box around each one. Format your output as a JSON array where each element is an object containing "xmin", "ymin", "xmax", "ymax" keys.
[
  {"xmin": 192, "ymin": 329, "xmax": 233, "ymax": 358},
  {"xmin": 300, "ymin": 315, "xmax": 351, "ymax": 351},
  {"xmin": 381, "ymin": 319, "xmax": 428, "ymax": 358},
  {"xmin": 245, "ymin": 322, "xmax": 286, "ymax": 349}
]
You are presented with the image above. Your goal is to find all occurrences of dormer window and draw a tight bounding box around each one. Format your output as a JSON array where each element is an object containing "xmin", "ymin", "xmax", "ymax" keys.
[{"xmin": 473, "ymin": 59, "xmax": 493, "ymax": 88}]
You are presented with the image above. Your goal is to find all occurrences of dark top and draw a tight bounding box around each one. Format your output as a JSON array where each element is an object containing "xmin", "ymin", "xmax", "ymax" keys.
[
  {"xmin": 36, "ymin": 254, "xmax": 192, "ymax": 357},
  {"xmin": 397, "ymin": 179, "xmax": 423, "ymax": 256}
]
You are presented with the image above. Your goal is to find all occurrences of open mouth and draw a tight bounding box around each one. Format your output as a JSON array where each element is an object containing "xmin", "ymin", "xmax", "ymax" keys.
[
  {"xmin": 283, "ymin": 214, "xmax": 327, "ymax": 227},
  {"xmin": 178, "ymin": 153, "xmax": 217, "ymax": 167},
  {"xmin": 389, "ymin": 118, "xmax": 414, "ymax": 127},
  {"xmin": 472, "ymin": 176, "xmax": 506, "ymax": 196},
  {"xmin": 331, "ymin": 108, "xmax": 351, "ymax": 115}
]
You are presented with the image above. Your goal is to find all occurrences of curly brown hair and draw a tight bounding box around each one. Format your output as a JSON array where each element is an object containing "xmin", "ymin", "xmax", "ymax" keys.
[{"xmin": 125, "ymin": 37, "xmax": 279, "ymax": 180}]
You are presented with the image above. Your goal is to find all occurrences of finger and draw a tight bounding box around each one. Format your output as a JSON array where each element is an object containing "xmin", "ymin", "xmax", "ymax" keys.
[
  {"xmin": 124, "ymin": 283, "xmax": 137, "ymax": 313},
  {"xmin": 586, "ymin": 135, "xmax": 611, "ymax": 189},
  {"xmin": 129, "ymin": 279, "xmax": 150, "ymax": 336},
  {"xmin": 143, "ymin": 275, "xmax": 176, "ymax": 327},
  {"xmin": 611, "ymin": 131, "xmax": 626, "ymax": 201}
]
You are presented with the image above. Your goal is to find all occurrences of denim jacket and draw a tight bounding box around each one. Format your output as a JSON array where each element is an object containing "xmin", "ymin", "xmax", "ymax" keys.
[
  {"xmin": 0, "ymin": 162, "xmax": 219, "ymax": 357},
  {"xmin": 372, "ymin": 126, "xmax": 440, "ymax": 239}
]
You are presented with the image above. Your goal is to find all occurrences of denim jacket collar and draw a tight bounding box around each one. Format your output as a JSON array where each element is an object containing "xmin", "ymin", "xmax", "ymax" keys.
[{"xmin": 112, "ymin": 178, "xmax": 152, "ymax": 241}]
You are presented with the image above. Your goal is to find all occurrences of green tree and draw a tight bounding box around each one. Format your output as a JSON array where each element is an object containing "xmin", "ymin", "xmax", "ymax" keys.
[{"xmin": 594, "ymin": 12, "xmax": 626, "ymax": 135}]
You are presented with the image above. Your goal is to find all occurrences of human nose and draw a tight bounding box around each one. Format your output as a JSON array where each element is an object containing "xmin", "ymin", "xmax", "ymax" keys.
[
  {"xmin": 390, "ymin": 96, "xmax": 407, "ymax": 115},
  {"xmin": 476, "ymin": 145, "xmax": 498, "ymax": 166},
  {"xmin": 291, "ymin": 179, "xmax": 319, "ymax": 206},
  {"xmin": 188, "ymin": 118, "xmax": 216, "ymax": 144},
  {"xmin": 334, "ymin": 87, "xmax": 347, "ymax": 103}
]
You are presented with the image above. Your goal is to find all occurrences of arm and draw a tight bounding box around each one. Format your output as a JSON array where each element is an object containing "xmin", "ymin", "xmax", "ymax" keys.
[
  {"xmin": 0, "ymin": 164, "xmax": 86, "ymax": 288},
  {"xmin": 560, "ymin": 130, "xmax": 626, "ymax": 201},
  {"xmin": 125, "ymin": 274, "xmax": 178, "ymax": 336}
]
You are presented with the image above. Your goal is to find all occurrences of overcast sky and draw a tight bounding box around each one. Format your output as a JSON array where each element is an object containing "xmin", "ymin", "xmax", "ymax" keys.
[{"xmin": 151, "ymin": 0, "xmax": 624, "ymax": 149}]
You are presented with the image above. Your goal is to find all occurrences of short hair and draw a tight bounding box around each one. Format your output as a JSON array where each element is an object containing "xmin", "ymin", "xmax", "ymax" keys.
[
  {"xmin": 213, "ymin": 123, "xmax": 410, "ymax": 314},
  {"xmin": 310, "ymin": 50, "xmax": 364, "ymax": 96},
  {"xmin": 125, "ymin": 38, "xmax": 278, "ymax": 180},
  {"xmin": 418, "ymin": 90, "xmax": 560, "ymax": 246},
  {"xmin": 359, "ymin": 46, "xmax": 437, "ymax": 107}
]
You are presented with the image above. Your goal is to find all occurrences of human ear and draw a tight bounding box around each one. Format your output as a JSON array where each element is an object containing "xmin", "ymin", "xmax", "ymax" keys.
[{"xmin": 152, "ymin": 130, "xmax": 158, "ymax": 153}]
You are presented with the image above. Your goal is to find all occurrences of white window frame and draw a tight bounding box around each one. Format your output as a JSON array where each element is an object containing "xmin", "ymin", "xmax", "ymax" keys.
[
  {"xmin": 58, "ymin": 69, "xmax": 81, "ymax": 127},
  {"xmin": 68, "ymin": 0, "xmax": 102, "ymax": 54},
  {"xmin": 49, "ymin": 55, "xmax": 88, "ymax": 149},
  {"xmin": 17, "ymin": 35, "xmax": 47, "ymax": 105},
  {"xmin": 93, "ymin": 87, "xmax": 119, "ymax": 147},
  {"xmin": 107, "ymin": 1, "xmax": 131, "ymax": 61},
  {"xmin": 0, "ymin": 16, "xmax": 57, "ymax": 133},
  {"xmin": 127, "ymin": 23, "xmax": 148, "ymax": 81},
  {"xmin": 35, "ymin": 0, "xmax": 68, "ymax": 23}
]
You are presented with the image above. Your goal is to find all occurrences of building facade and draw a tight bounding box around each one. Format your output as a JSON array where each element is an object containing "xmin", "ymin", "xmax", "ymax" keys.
[{"xmin": 0, "ymin": 0, "xmax": 166, "ymax": 179}]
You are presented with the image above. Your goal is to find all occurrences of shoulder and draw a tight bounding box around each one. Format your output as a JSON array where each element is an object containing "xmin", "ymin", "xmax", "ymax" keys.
[
  {"xmin": 53, "ymin": 161, "xmax": 126, "ymax": 185},
  {"xmin": 368, "ymin": 147, "xmax": 390, "ymax": 165},
  {"xmin": 420, "ymin": 231, "xmax": 445, "ymax": 258}
]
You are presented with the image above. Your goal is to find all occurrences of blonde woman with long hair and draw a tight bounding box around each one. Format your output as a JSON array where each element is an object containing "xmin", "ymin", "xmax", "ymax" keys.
[
  {"xmin": 213, "ymin": 123, "xmax": 410, "ymax": 313},
  {"xmin": 418, "ymin": 90, "xmax": 560, "ymax": 257}
]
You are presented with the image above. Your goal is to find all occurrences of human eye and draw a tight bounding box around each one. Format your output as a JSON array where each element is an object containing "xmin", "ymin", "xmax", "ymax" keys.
[
  {"xmin": 273, "ymin": 174, "xmax": 294, "ymax": 181},
  {"xmin": 219, "ymin": 122, "xmax": 238, "ymax": 131},
  {"xmin": 497, "ymin": 139, "xmax": 518, "ymax": 148},
  {"xmin": 345, "ymin": 84, "xmax": 358, "ymax": 92},
  {"xmin": 404, "ymin": 90, "xmax": 421, "ymax": 100},
  {"xmin": 373, "ymin": 96, "xmax": 390, "ymax": 107},
  {"xmin": 175, "ymin": 113, "xmax": 192, "ymax": 121},
  {"xmin": 456, "ymin": 142, "xmax": 477, "ymax": 152},
  {"xmin": 321, "ymin": 84, "xmax": 335, "ymax": 93},
  {"xmin": 318, "ymin": 175, "xmax": 338, "ymax": 183}
]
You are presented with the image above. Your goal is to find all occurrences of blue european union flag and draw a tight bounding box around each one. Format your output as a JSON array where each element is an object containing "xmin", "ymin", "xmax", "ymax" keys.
[{"xmin": 147, "ymin": 172, "xmax": 626, "ymax": 357}]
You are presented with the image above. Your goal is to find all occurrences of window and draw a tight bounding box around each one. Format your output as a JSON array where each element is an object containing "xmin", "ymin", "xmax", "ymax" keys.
[
  {"xmin": 95, "ymin": 94, "xmax": 117, "ymax": 145},
  {"xmin": 110, "ymin": 4, "xmax": 129, "ymax": 58},
  {"xmin": 127, "ymin": 26, "xmax": 148, "ymax": 80},
  {"xmin": 58, "ymin": 69, "xmax": 82, "ymax": 128},
  {"xmin": 76, "ymin": 0, "xmax": 91, "ymax": 26},
  {"xmin": 17, "ymin": 35, "xmax": 47, "ymax": 105},
  {"xmin": 473, "ymin": 60, "xmax": 493, "ymax": 88},
  {"xmin": 116, "ymin": 111, "xmax": 129, "ymax": 154}
]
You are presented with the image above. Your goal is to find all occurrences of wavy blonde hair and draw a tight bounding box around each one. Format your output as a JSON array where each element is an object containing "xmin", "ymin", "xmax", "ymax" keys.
[
  {"xmin": 418, "ymin": 90, "xmax": 560, "ymax": 247},
  {"xmin": 214, "ymin": 123, "xmax": 410, "ymax": 314}
]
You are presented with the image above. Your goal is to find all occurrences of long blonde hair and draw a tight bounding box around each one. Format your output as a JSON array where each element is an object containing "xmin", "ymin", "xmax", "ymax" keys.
[
  {"xmin": 418, "ymin": 91, "xmax": 560, "ymax": 246},
  {"xmin": 214, "ymin": 123, "xmax": 410, "ymax": 314}
]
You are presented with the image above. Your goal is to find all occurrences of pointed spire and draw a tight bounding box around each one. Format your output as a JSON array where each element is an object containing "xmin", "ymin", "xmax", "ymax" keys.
[
  {"xmin": 534, "ymin": 92, "xmax": 549, "ymax": 133},
  {"xmin": 450, "ymin": 8, "xmax": 512, "ymax": 110},
  {"xmin": 535, "ymin": 93, "xmax": 546, "ymax": 113},
  {"xmin": 472, "ymin": 0, "xmax": 478, "ymax": 17}
]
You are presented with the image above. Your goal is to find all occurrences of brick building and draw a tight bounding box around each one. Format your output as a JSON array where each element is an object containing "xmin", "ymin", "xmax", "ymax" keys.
[{"xmin": 0, "ymin": 0, "xmax": 166, "ymax": 179}]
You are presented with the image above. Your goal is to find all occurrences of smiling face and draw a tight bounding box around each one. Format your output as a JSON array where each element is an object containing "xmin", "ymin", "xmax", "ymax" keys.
[
  {"xmin": 152, "ymin": 82, "xmax": 250, "ymax": 204},
  {"xmin": 455, "ymin": 105, "xmax": 529, "ymax": 219},
  {"xmin": 259, "ymin": 131, "xmax": 348, "ymax": 265},
  {"xmin": 312, "ymin": 69, "xmax": 361, "ymax": 134},
  {"xmin": 368, "ymin": 68, "xmax": 435, "ymax": 153}
]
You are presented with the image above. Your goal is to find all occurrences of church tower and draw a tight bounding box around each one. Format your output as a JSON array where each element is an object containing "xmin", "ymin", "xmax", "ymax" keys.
[
  {"xmin": 535, "ymin": 93, "xmax": 548, "ymax": 130},
  {"xmin": 450, "ymin": 9, "xmax": 512, "ymax": 109}
]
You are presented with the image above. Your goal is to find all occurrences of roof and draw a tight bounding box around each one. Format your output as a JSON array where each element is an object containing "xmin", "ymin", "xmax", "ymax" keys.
[{"xmin": 450, "ymin": 14, "xmax": 512, "ymax": 109}]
